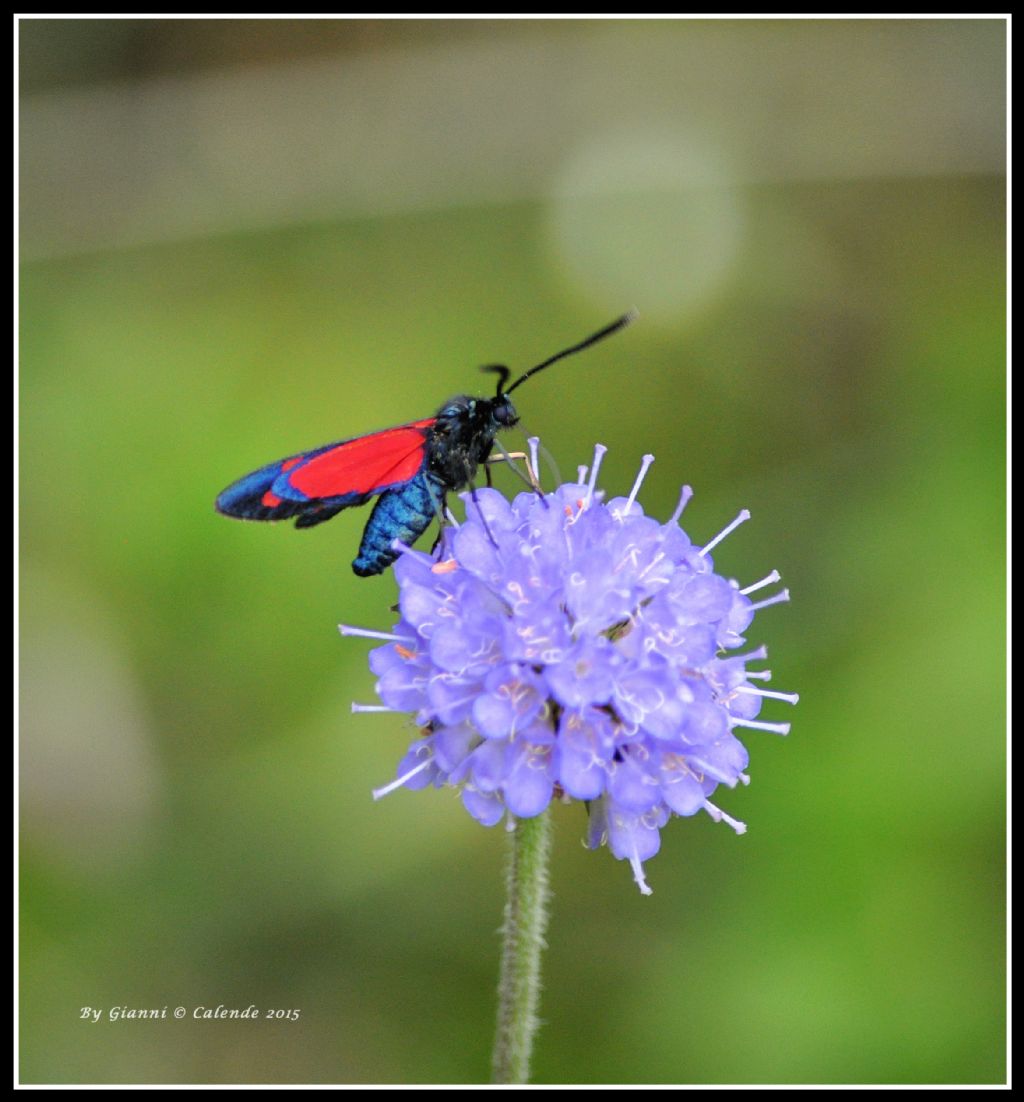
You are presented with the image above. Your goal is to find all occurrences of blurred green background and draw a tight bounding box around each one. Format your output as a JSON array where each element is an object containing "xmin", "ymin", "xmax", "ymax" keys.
[{"xmin": 19, "ymin": 18, "xmax": 1006, "ymax": 1085}]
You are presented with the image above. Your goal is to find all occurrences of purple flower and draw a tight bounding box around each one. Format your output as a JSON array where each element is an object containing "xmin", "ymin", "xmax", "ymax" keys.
[{"xmin": 341, "ymin": 443, "xmax": 796, "ymax": 895}]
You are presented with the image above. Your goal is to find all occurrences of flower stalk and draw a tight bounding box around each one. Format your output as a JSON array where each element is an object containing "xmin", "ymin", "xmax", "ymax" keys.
[{"xmin": 491, "ymin": 808, "xmax": 553, "ymax": 1084}]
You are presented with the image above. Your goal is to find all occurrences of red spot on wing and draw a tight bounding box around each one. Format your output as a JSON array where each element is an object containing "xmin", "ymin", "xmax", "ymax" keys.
[
  {"xmin": 281, "ymin": 456, "xmax": 303, "ymax": 472},
  {"xmin": 262, "ymin": 491, "xmax": 283, "ymax": 507},
  {"xmin": 288, "ymin": 419, "xmax": 434, "ymax": 499}
]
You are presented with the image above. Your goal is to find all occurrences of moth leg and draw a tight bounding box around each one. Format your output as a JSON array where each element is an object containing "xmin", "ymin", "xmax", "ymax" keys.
[
  {"xmin": 481, "ymin": 452, "xmax": 527, "ymax": 488},
  {"xmin": 483, "ymin": 449, "xmax": 527, "ymax": 466},
  {"xmin": 485, "ymin": 444, "xmax": 540, "ymax": 493},
  {"xmin": 426, "ymin": 482, "xmax": 450, "ymax": 555},
  {"xmin": 467, "ymin": 481, "xmax": 500, "ymax": 549},
  {"xmin": 489, "ymin": 438, "xmax": 546, "ymax": 504}
]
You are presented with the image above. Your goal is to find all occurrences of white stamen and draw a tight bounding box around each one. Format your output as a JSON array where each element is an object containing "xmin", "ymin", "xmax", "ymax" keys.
[
  {"xmin": 577, "ymin": 465, "xmax": 589, "ymax": 483},
  {"xmin": 586, "ymin": 444, "xmax": 607, "ymax": 505},
  {"xmin": 745, "ymin": 669, "xmax": 772, "ymax": 681},
  {"xmin": 630, "ymin": 845, "xmax": 654, "ymax": 896},
  {"xmin": 738, "ymin": 772, "xmax": 751, "ymax": 786},
  {"xmin": 390, "ymin": 539, "xmax": 421, "ymax": 560},
  {"xmin": 732, "ymin": 644, "xmax": 768, "ymax": 664},
  {"xmin": 637, "ymin": 551, "xmax": 667, "ymax": 582},
  {"xmin": 371, "ymin": 757, "xmax": 433, "ymax": 801},
  {"xmin": 444, "ymin": 507, "xmax": 461, "ymax": 528},
  {"xmin": 338, "ymin": 624, "xmax": 410, "ymax": 643},
  {"xmin": 700, "ymin": 509, "xmax": 750, "ymax": 556},
  {"xmin": 704, "ymin": 799, "xmax": 747, "ymax": 834},
  {"xmin": 731, "ymin": 718, "xmax": 791, "ymax": 735},
  {"xmin": 669, "ymin": 484, "xmax": 694, "ymax": 525},
  {"xmin": 350, "ymin": 703, "xmax": 395, "ymax": 714},
  {"xmin": 748, "ymin": 589, "xmax": 791, "ymax": 613},
  {"xmin": 625, "ymin": 453, "xmax": 656, "ymax": 512},
  {"xmin": 741, "ymin": 569, "xmax": 781, "ymax": 596},
  {"xmin": 527, "ymin": 436, "xmax": 541, "ymax": 487},
  {"xmin": 736, "ymin": 685, "xmax": 800, "ymax": 705}
]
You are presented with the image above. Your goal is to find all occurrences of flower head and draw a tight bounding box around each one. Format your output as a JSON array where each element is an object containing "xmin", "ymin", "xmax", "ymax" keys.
[{"xmin": 342, "ymin": 443, "xmax": 795, "ymax": 894}]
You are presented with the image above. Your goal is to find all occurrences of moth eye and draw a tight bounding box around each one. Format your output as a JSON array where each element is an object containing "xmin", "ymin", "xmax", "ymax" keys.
[{"xmin": 494, "ymin": 400, "xmax": 517, "ymax": 426}]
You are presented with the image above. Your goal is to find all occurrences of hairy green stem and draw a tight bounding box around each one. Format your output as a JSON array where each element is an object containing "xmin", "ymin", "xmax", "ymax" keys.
[{"xmin": 490, "ymin": 808, "xmax": 553, "ymax": 1084}]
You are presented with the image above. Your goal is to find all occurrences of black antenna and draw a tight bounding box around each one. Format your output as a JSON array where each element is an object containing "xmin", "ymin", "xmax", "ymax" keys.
[
  {"xmin": 504, "ymin": 309, "xmax": 638, "ymax": 397},
  {"xmin": 481, "ymin": 363, "xmax": 512, "ymax": 396}
]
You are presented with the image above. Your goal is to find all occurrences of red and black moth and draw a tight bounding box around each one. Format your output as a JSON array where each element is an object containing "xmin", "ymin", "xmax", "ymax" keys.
[{"xmin": 215, "ymin": 313, "xmax": 635, "ymax": 576}]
